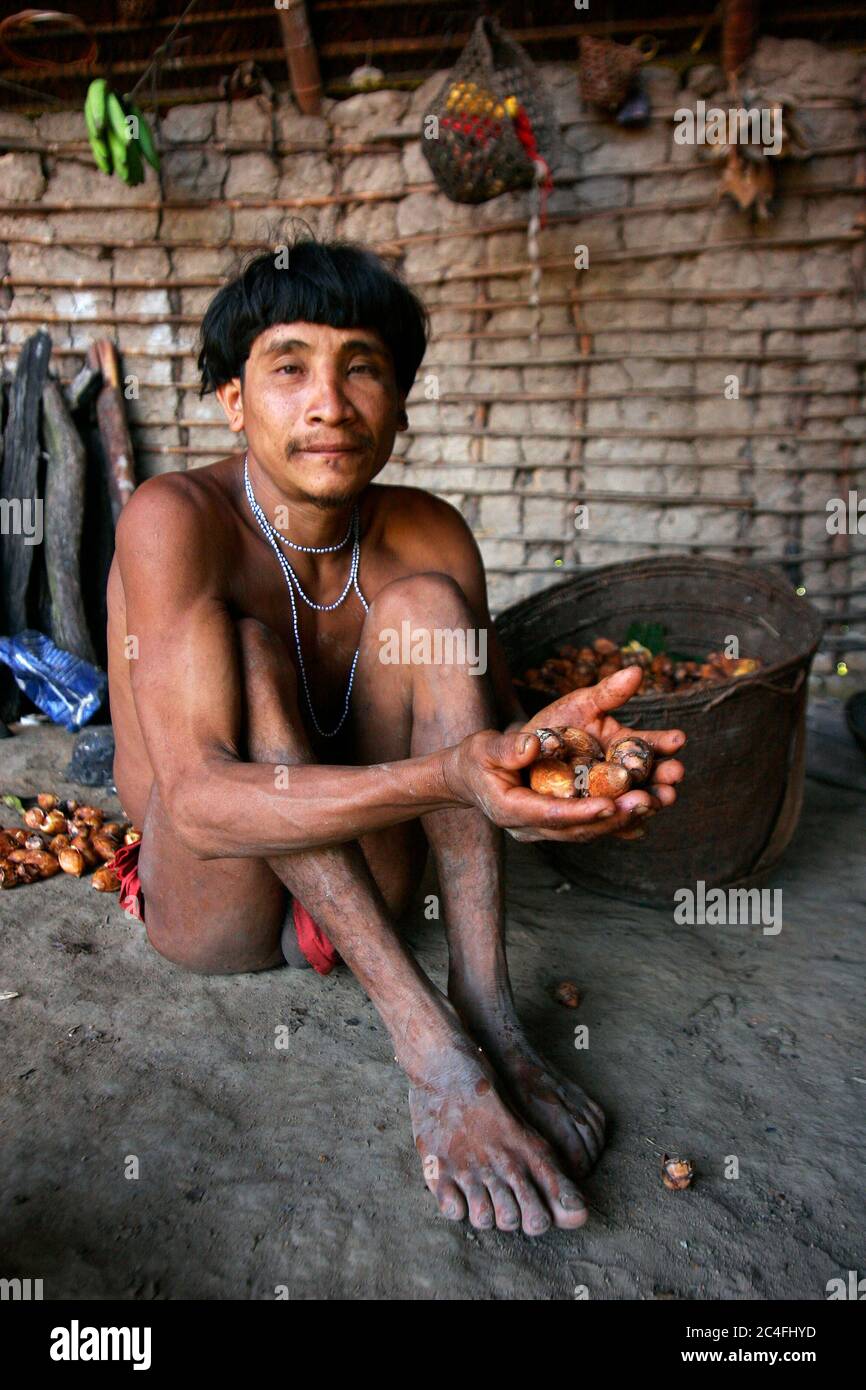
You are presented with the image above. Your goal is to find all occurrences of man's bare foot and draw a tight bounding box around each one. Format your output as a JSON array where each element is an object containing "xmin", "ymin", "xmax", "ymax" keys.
[
  {"xmin": 453, "ymin": 1007, "xmax": 606, "ymax": 1180},
  {"xmin": 408, "ymin": 1048, "xmax": 588, "ymax": 1235}
]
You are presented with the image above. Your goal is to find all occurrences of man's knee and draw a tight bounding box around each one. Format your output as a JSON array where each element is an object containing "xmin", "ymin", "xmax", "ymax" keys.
[{"xmin": 365, "ymin": 572, "xmax": 471, "ymax": 629}]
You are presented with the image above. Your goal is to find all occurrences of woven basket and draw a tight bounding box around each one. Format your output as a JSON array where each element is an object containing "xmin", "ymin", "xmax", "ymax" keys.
[
  {"xmin": 119, "ymin": 0, "xmax": 157, "ymax": 18},
  {"xmin": 495, "ymin": 556, "xmax": 823, "ymax": 906},
  {"xmin": 421, "ymin": 15, "xmax": 562, "ymax": 204},
  {"xmin": 578, "ymin": 35, "xmax": 646, "ymax": 113},
  {"xmin": 118, "ymin": 0, "xmax": 157, "ymax": 17}
]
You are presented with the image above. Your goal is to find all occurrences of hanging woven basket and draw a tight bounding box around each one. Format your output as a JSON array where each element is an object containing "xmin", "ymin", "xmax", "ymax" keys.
[
  {"xmin": 420, "ymin": 15, "xmax": 562, "ymax": 205},
  {"xmin": 118, "ymin": 0, "xmax": 157, "ymax": 19},
  {"xmin": 578, "ymin": 34, "xmax": 657, "ymax": 114}
]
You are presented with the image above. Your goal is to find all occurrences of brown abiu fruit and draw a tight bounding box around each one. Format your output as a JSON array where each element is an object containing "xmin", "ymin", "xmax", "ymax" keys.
[
  {"xmin": 606, "ymin": 734, "xmax": 654, "ymax": 785},
  {"xmin": 529, "ymin": 758, "xmax": 578, "ymax": 799}
]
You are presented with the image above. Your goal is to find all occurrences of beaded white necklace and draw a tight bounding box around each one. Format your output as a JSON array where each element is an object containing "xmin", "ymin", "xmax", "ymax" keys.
[{"xmin": 243, "ymin": 453, "xmax": 368, "ymax": 738}]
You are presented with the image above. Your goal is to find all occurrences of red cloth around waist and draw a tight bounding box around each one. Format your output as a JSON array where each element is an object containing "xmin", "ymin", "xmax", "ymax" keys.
[
  {"xmin": 106, "ymin": 838, "xmax": 145, "ymax": 923},
  {"xmin": 292, "ymin": 897, "xmax": 340, "ymax": 975}
]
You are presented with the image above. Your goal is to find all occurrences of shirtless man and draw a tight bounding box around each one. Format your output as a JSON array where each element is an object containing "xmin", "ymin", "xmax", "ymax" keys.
[{"xmin": 107, "ymin": 238, "xmax": 685, "ymax": 1237}]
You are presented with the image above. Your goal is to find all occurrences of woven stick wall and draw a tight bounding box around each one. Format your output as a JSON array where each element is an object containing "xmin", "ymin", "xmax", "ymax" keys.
[{"xmin": 0, "ymin": 42, "xmax": 864, "ymax": 670}]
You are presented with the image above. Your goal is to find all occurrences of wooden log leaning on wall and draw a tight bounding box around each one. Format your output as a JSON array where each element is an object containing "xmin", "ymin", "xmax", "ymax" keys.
[
  {"xmin": 0, "ymin": 377, "xmax": 6, "ymax": 736},
  {"xmin": 86, "ymin": 341, "xmax": 137, "ymax": 527},
  {"xmin": 0, "ymin": 330, "xmax": 52, "ymax": 723},
  {"xmin": 41, "ymin": 376, "xmax": 97, "ymax": 666}
]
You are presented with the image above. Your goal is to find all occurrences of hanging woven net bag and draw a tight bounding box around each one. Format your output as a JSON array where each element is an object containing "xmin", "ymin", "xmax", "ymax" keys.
[
  {"xmin": 420, "ymin": 15, "xmax": 562, "ymax": 207},
  {"xmin": 578, "ymin": 35, "xmax": 655, "ymax": 113}
]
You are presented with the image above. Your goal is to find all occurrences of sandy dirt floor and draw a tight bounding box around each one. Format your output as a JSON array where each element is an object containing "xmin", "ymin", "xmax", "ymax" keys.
[{"xmin": 1, "ymin": 722, "xmax": 863, "ymax": 1301}]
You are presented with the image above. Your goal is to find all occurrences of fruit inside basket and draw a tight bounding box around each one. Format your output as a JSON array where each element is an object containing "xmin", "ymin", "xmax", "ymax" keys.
[{"xmin": 514, "ymin": 621, "xmax": 761, "ymax": 711}]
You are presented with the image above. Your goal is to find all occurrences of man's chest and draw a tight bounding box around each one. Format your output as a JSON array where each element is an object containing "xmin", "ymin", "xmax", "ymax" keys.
[{"xmin": 227, "ymin": 535, "xmax": 424, "ymax": 704}]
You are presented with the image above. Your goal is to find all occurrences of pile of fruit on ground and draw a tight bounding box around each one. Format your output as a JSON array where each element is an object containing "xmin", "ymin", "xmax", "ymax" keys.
[
  {"xmin": 0, "ymin": 794, "xmax": 140, "ymax": 891},
  {"xmin": 517, "ymin": 628, "xmax": 761, "ymax": 701}
]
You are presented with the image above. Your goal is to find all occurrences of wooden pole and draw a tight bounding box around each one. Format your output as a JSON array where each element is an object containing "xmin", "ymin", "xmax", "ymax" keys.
[
  {"xmin": 87, "ymin": 341, "xmax": 138, "ymax": 526},
  {"xmin": 276, "ymin": 0, "xmax": 321, "ymax": 116},
  {"xmin": 41, "ymin": 376, "xmax": 97, "ymax": 664},
  {"xmin": 0, "ymin": 329, "xmax": 51, "ymax": 722},
  {"xmin": 722, "ymin": 0, "xmax": 759, "ymax": 79}
]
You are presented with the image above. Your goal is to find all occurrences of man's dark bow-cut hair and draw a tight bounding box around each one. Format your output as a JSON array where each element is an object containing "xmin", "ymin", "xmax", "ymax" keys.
[{"xmin": 197, "ymin": 231, "xmax": 430, "ymax": 400}]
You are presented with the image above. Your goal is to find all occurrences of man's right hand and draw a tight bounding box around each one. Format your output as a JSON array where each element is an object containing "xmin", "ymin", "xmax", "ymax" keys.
[{"xmin": 443, "ymin": 728, "xmax": 678, "ymax": 844}]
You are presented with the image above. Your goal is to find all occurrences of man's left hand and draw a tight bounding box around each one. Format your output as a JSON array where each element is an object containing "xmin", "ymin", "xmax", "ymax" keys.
[{"xmin": 512, "ymin": 666, "xmax": 686, "ymax": 842}]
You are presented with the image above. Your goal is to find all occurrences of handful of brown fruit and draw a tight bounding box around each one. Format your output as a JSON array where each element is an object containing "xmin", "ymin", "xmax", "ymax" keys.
[
  {"xmin": 0, "ymin": 793, "xmax": 141, "ymax": 892},
  {"xmin": 528, "ymin": 725, "xmax": 654, "ymax": 800}
]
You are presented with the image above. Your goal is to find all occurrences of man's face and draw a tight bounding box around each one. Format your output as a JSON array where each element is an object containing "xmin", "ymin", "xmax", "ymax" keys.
[{"xmin": 216, "ymin": 321, "xmax": 408, "ymax": 509}]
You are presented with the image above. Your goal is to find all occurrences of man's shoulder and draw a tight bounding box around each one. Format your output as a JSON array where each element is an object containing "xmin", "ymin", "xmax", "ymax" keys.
[
  {"xmin": 371, "ymin": 483, "xmax": 486, "ymax": 603},
  {"xmin": 114, "ymin": 463, "xmax": 234, "ymax": 581},
  {"xmin": 373, "ymin": 483, "xmax": 472, "ymax": 551},
  {"xmin": 117, "ymin": 462, "xmax": 229, "ymax": 544}
]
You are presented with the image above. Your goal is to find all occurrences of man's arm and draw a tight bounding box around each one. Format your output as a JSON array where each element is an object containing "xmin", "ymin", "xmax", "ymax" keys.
[
  {"xmin": 116, "ymin": 478, "xmax": 468, "ymax": 861},
  {"xmin": 116, "ymin": 480, "xmax": 633, "ymax": 860},
  {"xmin": 400, "ymin": 493, "xmax": 686, "ymax": 838}
]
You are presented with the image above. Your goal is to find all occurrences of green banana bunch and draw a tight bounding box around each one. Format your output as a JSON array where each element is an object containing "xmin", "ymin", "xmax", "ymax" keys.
[
  {"xmin": 106, "ymin": 123, "xmax": 129, "ymax": 183},
  {"xmin": 84, "ymin": 78, "xmax": 111, "ymax": 174},
  {"xmin": 126, "ymin": 99, "xmax": 161, "ymax": 172},
  {"xmin": 82, "ymin": 80, "xmax": 160, "ymax": 185}
]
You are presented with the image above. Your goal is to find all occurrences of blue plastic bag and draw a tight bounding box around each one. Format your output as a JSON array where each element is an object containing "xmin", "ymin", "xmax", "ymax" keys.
[{"xmin": 0, "ymin": 629, "xmax": 107, "ymax": 731}]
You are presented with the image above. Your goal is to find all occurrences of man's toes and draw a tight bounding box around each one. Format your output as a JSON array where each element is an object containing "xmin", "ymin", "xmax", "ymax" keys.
[
  {"xmin": 535, "ymin": 1161, "xmax": 589, "ymax": 1230},
  {"xmin": 508, "ymin": 1170, "xmax": 552, "ymax": 1237},
  {"xmin": 434, "ymin": 1178, "xmax": 467, "ymax": 1222},
  {"xmin": 460, "ymin": 1178, "xmax": 496, "ymax": 1231},
  {"xmin": 484, "ymin": 1176, "xmax": 521, "ymax": 1232},
  {"xmin": 586, "ymin": 1095, "xmax": 606, "ymax": 1139},
  {"xmin": 584, "ymin": 1096, "xmax": 606, "ymax": 1143},
  {"xmin": 579, "ymin": 1123, "xmax": 602, "ymax": 1167},
  {"xmin": 551, "ymin": 1187, "xmax": 589, "ymax": 1230},
  {"xmin": 536, "ymin": 1097, "xmax": 594, "ymax": 1177},
  {"xmin": 569, "ymin": 1113, "xmax": 601, "ymax": 1168},
  {"xmin": 513, "ymin": 1074, "xmax": 605, "ymax": 1177},
  {"xmin": 559, "ymin": 1085, "xmax": 606, "ymax": 1160}
]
